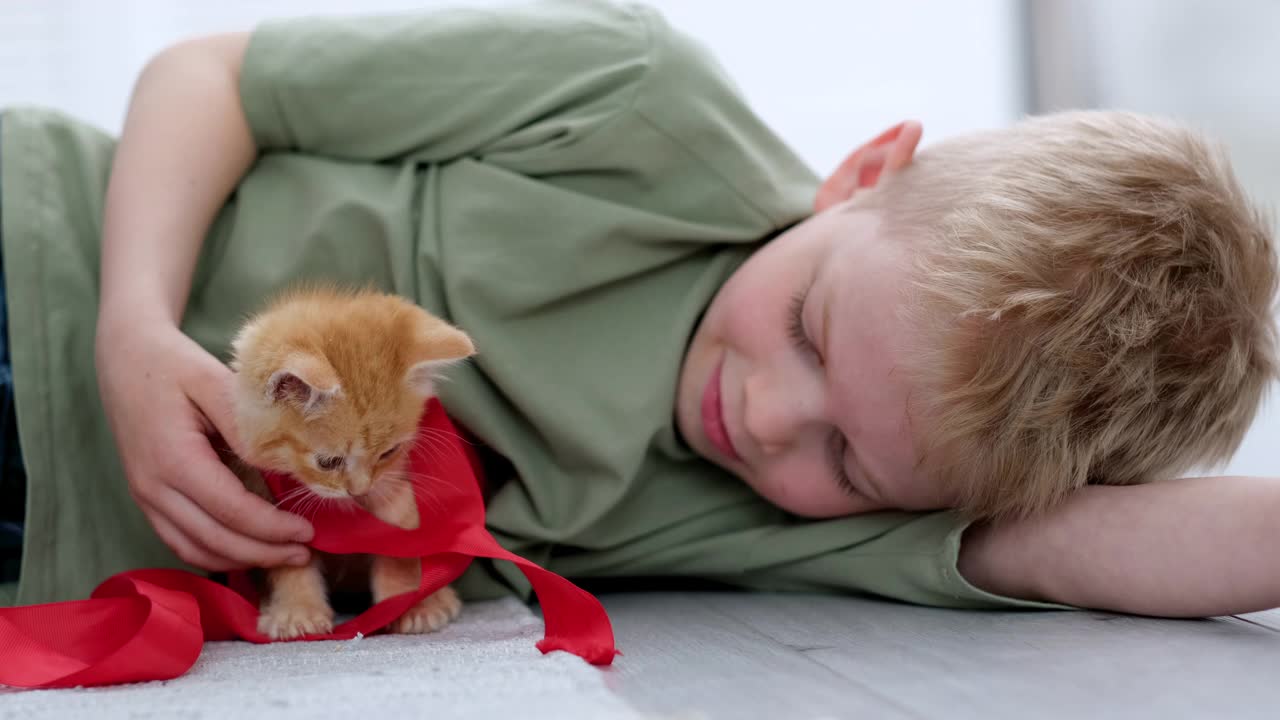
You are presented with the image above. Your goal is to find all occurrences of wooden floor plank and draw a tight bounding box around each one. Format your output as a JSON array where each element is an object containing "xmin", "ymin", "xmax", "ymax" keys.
[
  {"xmin": 599, "ymin": 592, "xmax": 1280, "ymax": 720},
  {"xmin": 598, "ymin": 593, "xmax": 918, "ymax": 720},
  {"xmin": 1234, "ymin": 608, "xmax": 1280, "ymax": 632}
]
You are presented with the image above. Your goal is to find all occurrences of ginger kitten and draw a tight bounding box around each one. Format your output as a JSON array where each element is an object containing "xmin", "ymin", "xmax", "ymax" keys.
[{"xmin": 228, "ymin": 287, "xmax": 475, "ymax": 640}]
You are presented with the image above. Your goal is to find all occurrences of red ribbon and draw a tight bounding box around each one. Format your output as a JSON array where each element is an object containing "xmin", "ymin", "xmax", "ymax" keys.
[{"xmin": 0, "ymin": 399, "xmax": 617, "ymax": 689}]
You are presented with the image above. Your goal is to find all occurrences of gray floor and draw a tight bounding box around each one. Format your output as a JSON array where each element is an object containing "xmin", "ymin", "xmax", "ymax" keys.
[{"xmin": 598, "ymin": 592, "xmax": 1280, "ymax": 720}]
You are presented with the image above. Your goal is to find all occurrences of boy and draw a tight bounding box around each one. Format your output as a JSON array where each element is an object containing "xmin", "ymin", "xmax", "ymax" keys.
[{"xmin": 0, "ymin": 0, "xmax": 1276, "ymax": 616}]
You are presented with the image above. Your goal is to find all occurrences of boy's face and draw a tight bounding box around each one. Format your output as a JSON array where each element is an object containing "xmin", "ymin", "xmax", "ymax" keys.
[{"xmin": 676, "ymin": 205, "xmax": 952, "ymax": 517}]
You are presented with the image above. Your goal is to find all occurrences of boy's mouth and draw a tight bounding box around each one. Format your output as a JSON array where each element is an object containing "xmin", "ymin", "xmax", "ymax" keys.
[{"xmin": 701, "ymin": 356, "xmax": 741, "ymax": 463}]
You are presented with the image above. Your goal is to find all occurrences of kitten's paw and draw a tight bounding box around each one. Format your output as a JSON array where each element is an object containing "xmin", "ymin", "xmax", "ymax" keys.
[
  {"xmin": 258, "ymin": 600, "xmax": 335, "ymax": 640},
  {"xmin": 391, "ymin": 586, "xmax": 462, "ymax": 634}
]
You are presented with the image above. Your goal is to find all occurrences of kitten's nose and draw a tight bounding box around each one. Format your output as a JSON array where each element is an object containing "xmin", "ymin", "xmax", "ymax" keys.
[{"xmin": 348, "ymin": 472, "xmax": 374, "ymax": 498}]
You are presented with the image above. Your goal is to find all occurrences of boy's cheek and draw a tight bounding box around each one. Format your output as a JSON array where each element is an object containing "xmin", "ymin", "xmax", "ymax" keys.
[
  {"xmin": 721, "ymin": 295, "xmax": 784, "ymax": 341},
  {"xmin": 747, "ymin": 462, "xmax": 834, "ymax": 517}
]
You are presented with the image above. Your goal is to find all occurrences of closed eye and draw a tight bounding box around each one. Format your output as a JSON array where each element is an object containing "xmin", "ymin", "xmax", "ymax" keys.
[
  {"xmin": 787, "ymin": 289, "xmax": 823, "ymax": 365},
  {"xmin": 379, "ymin": 443, "xmax": 402, "ymax": 462},
  {"xmin": 316, "ymin": 455, "xmax": 344, "ymax": 471},
  {"xmin": 826, "ymin": 430, "xmax": 858, "ymax": 498},
  {"xmin": 791, "ymin": 290, "xmax": 854, "ymax": 496}
]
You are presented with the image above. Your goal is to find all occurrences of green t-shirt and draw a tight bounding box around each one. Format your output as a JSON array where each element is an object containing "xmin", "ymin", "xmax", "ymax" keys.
[{"xmin": 0, "ymin": 0, "xmax": 1053, "ymax": 610}]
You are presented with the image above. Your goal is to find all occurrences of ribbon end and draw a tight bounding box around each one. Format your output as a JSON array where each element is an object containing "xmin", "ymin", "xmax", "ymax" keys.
[{"xmin": 535, "ymin": 638, "xmax": 620, "ymax": 666}]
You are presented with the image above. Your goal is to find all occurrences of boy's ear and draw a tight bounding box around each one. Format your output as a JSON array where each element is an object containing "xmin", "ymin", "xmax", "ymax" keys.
[{"xmin": 815, "ymin": 120, "xmax": 923, "ymax": 213}]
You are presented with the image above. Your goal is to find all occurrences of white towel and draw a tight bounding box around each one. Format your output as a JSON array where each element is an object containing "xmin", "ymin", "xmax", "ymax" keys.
[{"xmin": 0, "ymin": 598, "xmax": 643, "ymax": 720}]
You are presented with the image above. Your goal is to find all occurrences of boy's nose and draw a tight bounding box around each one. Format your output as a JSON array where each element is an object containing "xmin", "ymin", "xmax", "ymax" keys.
[{"xmin": 742, "ymin": 370, "xmax": 823, "ymax": 457}]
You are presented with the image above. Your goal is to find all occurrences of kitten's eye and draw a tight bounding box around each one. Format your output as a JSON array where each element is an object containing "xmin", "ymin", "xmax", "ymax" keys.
[
  {"xmin": 379, "ymin": 444, "xmax": 401, "ymax": 462},
  {"xmin": 316, "ymin": 455, "xmax": 344, "ymax": 471}
]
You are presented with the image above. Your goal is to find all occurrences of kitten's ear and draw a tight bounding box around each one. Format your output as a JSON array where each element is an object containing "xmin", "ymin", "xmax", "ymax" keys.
[
  {"xmin": 267, "ymin": 353, "xmax": 342, "ymax": 415},
  {"xmin": 405, "ymin": 323, "xmax": 476, "ymax": 395}
]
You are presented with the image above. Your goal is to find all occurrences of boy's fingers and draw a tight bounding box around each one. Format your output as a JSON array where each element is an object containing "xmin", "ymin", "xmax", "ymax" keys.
[
  {"xmin": 160, "ymin": 485, "xmax": 310, "ymax": 569},
  {"xmin": 146, "ymin": 506, "xmax": 242, "ymax": 572},
  {"xmin": 178, "ymin": 441, "xmax": 315, "ymax": 544},
  {"xmin": 186, "ymin": 362, "xmax": 250, "ymax": 459}
]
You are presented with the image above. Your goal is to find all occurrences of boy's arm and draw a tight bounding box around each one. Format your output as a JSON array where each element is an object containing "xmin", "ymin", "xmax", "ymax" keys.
[
  {"xmin": 99, "ymin": 33, "xmax": 251, "ymax": 331},
  {"xmin": 958, "ymin": 475, "xmax": 1280, "ymax": 616},
  {"xmin": 97, "ymin": 33, "xmax": 316, "ymax": 572}
]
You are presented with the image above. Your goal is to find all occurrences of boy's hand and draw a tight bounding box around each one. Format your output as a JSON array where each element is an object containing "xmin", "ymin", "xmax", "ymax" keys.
[
  {"xmin": 95, "ymin": 317, "xmax": 313, "ymax": 572},
  {"xmin": 92, "ymin": 32, "xmax": 292, "ymax": 572}
]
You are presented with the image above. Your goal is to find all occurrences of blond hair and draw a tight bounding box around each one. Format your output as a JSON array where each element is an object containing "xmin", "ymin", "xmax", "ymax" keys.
[{"xmin": 865, "ymin": 111, "xmax": 1278, "ymax": 519}]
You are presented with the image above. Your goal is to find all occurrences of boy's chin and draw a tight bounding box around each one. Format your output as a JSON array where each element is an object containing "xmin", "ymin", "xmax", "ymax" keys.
[{"xmin": 687, "ymin": 434, "xmax": 738, "ymax": 473}]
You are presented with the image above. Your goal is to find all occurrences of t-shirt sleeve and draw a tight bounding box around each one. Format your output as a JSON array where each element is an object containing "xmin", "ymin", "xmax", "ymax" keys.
[
  {"xmin": 238, "ymin": 0, "xmax": 653, "ymax": 162},
  {"xmin": 726, "ymin": 511, "xmax": 1071, "ymax": 610}
]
